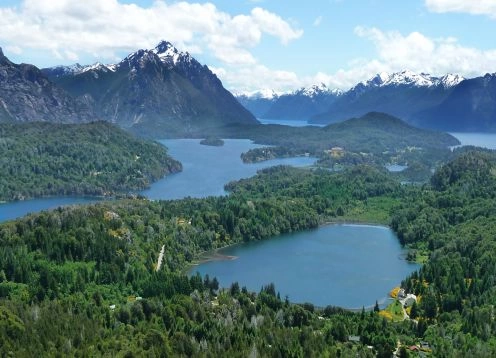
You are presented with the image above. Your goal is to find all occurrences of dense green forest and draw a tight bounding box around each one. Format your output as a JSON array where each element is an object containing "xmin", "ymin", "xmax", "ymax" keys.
[
  {"xmin": 219, "ymin": 112, "xmax": 459, "ymax": 182},
  {"xmin": 1, "ymin": 149, "xmax": 496, "ymax": 356},
  {"xmin": 0, "ymin": 122, "xmax": 181, "ymax": 201}
]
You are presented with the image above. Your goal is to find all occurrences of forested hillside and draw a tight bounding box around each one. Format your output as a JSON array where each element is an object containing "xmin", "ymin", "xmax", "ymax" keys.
[
  {"xmin": 1, "ymin": 150, "xmax": 496, "ymax": 356},
  {"xmin": 0, "ymin": 122, "xmax": 181, "ymax": 201}
]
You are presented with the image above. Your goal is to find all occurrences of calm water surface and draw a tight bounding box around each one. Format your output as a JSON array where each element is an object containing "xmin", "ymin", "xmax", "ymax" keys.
[
  {"xmin": 386, "ymin": 164, "xmax": 408, "ymax": 172},
  {"xmin": 142, "ymin": 139, "xmax": 316, "ymax": 200},
  {"xmin": 258, "ymin": 118, "xmax": 324, "ymax": 127},
  {"xmin": 450, "ymin": 133, "xmax": 496, "ymax": 150},
  {"xmin": 190, "ymin": 224, "xmax": 420, "ymax": 309},
  {"xmin": 0, "ymin": 196, "xmax": 103, "ymax": 223},
  {"xmin": 0, "ymin": 139, "xmax": 315, "ymax": 222}
]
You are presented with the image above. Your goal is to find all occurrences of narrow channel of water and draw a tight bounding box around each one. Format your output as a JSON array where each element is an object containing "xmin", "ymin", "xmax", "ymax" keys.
[{"xmin": 0, "ymin": 139, "xmax": 316, "ymax": 222}]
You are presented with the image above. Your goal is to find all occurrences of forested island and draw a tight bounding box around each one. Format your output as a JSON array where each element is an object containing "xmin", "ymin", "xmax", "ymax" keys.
[
  {"xmin": 0, "ymin": 122, "xmax": 181, "ymax": 201},
  {"xmin": 1, "ymin": 148, "xmax": 495, "ymax": 356},
  {"xmin": 200, "ymin": 137, "xmax": 224, "ymax": 146}
]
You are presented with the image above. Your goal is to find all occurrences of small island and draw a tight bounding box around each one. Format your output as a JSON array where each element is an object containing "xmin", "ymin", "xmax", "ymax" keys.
[{"xmin": 200, "ymin": 137, "xmax": 225, "ymax": 146}]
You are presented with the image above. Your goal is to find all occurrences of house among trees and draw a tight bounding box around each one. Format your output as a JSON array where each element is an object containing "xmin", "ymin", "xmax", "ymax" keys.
[
  {"xmin": 325, "ymin": 147, "xmax": 345, "ymax": 158},
  {"xmin": 347, "ymin": 335, "xmax": 360, "ymax": 343},
  {"xmin": 403, "ymin": 294, "xmax": 417, "ymax": 307}
]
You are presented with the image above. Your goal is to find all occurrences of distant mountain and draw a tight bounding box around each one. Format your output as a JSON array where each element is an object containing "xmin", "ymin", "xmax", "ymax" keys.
[
  {"xmin": 412, "ymin": 73, "xmax": 496, "ymax": 132},
  {"xmin": 43, "ymin": 41, "xmax": 257, "ymax": 137},
  {"xmin": 321, "ymin": 111, "xmax": 459, "ymax": 151},
  {"xmin": 264, "ymin": 84, "xmax": 342, "ymax": 120},
  {"xmin": 234, "ymin": 89, "xmax": 279, "ymax": 118},
  {"xmin": 0, "ymin": 47, "xmax": 96, "ymax": 123},
  {"xmin": 310, "ymin": 70, "xmax": 464, "ymax": 125},
  {"xmin": 236, "ymin": 84, "xmax": 342, "ymax": 120}
]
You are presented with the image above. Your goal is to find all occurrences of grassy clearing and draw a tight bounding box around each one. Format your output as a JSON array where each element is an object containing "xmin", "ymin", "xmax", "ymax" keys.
[{"xmin": 379, "ymin": 300, "xmax": 405, "ymax": 322}]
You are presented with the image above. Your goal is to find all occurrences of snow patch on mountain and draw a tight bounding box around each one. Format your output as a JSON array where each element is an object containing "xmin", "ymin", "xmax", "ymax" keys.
[
  {"xmin": 234, "ymin": 89, "xmax": 282, "ymax": 100},
  {"xmin": 152, "ymin": 40, "xmax": 193, "ymax": 66},
  {"xmin": 356, "ymin": 70, "xmax": 464, "ymax": 89},
  {"xmin": 439, "ymin": 73, "xmax": 464, "ymax": 88},
  {"xmin": 295, "ymin": 83, "xmax": 343, "ymax": 98}
]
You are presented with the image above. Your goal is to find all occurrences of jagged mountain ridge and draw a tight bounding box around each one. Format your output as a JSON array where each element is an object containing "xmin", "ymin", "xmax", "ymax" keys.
[
  {"xmin": 310, "ymin": 70, "xmax": 465, "ymax": 125},
  {"xmin": 310, "ymin": 70, "xmax": 496, "ymax": 132},
  {"xmin": 42, "ymin": 41, "xmax": 257, "ymax": 136},
  {"xmin": 265, "ymin": 83, "xmax": 342, "ymax": 120},
  {"xmin": 412, "ymin": 73, "xmax": 496, "ymax": 131},
  {"xmin": 236, "ymin": 83, "xmax": 342, "ymax": 120},
  {"xmin": 234, "ymin": 89, "xmax": 280, "ymax": 118},
  {"xmin": 236, "ymin": 70, "xmax": 464, "ymax": 122},
  {"xmin": 0, "ymin": 47, "xmax": 96, "ymax": 123}
]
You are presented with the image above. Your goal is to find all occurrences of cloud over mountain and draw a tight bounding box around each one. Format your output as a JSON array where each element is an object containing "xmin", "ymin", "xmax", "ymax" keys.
[{"xmin": 0, "ymin": 0, "xmax": 302, "ymax": 66}]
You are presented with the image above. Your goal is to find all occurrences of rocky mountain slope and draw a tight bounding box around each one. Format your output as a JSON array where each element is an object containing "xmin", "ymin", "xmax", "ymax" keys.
[
  {"xmin": 235, "ymin": 84, "xmax": 342, "ymax": 120},
  {"xmin": 43, "ymin": 41, "xmax": 257, "ymax": 137},
  {"xmin": 0, "ymin": 47, "xmax": 95, "ymax": 123},
  {"xmin": 310, "ymin": 70, "xmax": 464, "ymax": 125},
  {"xmin": 412, "ymin": 73, "xmax": 496, "ymax": 131}
]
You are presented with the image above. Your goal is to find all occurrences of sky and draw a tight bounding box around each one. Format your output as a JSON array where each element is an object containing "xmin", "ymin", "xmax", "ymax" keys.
[{"xmin": 1, "ymin": 0, "xmax": 495, "ymax": 93}]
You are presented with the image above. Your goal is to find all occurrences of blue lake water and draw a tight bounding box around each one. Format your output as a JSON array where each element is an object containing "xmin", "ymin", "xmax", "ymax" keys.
[
  {"xmin": 386, "ymin": 164, "xmax": 408, "ymax": 172},
  {"xmin": 0, "ymin": 139, "xmax": 316, "ymax": 222},
  {"xmin": 258, "ymin": 118, "xmax": 324, "ymax": 127},
  {"xmin": 141, "ymin": 139, "xmax": 316, "ymax": 200},
  {"xmin": 0, "ymin": 196, "xmax": 104, "ymax": 223},
  {"xmin": 190, "ymin": 224, "xmax": 420, "ymax": 309},
  {"xmin": 450, "ymin": 133, "xmax": 496, "ymax": 150}
]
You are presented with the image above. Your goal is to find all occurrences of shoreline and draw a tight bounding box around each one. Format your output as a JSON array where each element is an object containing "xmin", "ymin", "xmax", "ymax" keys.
[
  {"xmin": 184, "ymin": 218, "xmax": 411, "ymax": 274},
  {"xmin": 183, "ymin": 220, "xmax": 423, "ymax": 311}
]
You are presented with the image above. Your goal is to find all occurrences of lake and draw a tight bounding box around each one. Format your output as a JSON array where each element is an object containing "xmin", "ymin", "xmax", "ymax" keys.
[
  {"xmin": 450, "ymin": 132, "xmax": 496, "ymax": 150},
  {"xmin": 0, "ymin": 196, "xmax": 104, "ymax": 223},
  {"xmin": 0, "ymin": 139, "xmax": 316, "ymax": 222},
  {"xmin": 258, "ymin": 118, "xmax": 324, "ymax": 127},
  {"xmin": 386, "ymin": 164, "xmax": 408, "ymax": 172},
  {"xmin": 189, "ymin": 224, "xmax": 420, "ymax": 309},
  {"xmin": 141, "ymin": 139, "xmax": 316, "ymax": 200}
]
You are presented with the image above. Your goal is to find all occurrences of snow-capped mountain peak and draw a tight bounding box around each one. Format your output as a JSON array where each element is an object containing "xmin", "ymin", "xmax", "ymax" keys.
[
  {"xmin": 42, "ymin": 62, "xmax": 116, "ymax": 78},
  {"xmin": 439, "ymin": 73, "xmax": 465, "ymax": 88},
  {"xmin": 299, "ymin": 83, "xmax": 327, "ymax": 97},
  {"xmin": 295, "ymin": 83, "xmax": 343, "ymax": 97},
  {"xmin": 234, "ymin": 89, "xmax": 281, "ymax": 100},
  {"xmin": 80, "ymin": 62, "xmax": 112, "ymax": 74},
  {"xmin": 152, "ymin": 40, "xmax": 192, "ymax": 66},
  {"xmin": 356, "ymin": 70, "xmax": 464, "ymax": 90}
]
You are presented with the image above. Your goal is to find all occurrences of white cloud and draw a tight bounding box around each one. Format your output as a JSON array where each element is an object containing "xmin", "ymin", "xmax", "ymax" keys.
[
  {"xmin": 354, "ymin": 26, "xmax": 496, "ymax": 78},
  {"xmin": 216, "ymin": 64, "xmax": 301, "ymax": 93},
  {"xmin": 64, "ymin": 50, "xmax": 79, "ymax": 62},
  {"xmin": 425, "ymin": 0, "xmax": 496, "ymax": 18},
  {"xmin": 0, "ymin": 0, "xmax": 302, "ymax": 65},
  {"xmin": 221, "ymin": 26, "xmax": 496, "ymax": 93},
  {"xmin": 5, "ymin": 45, "xmax": 22, "ymax": 55},
  {"xmin": 250, "ymin": 7, "xmax": 303, "ymax": 45},
  {"xmin": 313, "ymin": 16, "xmax": 323, "ymax": 27}
]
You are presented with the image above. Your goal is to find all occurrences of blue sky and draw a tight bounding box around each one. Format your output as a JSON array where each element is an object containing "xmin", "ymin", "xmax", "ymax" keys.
[{"xmin": 1, "ymin": 0, "xmax": 495, "ymax": 92}]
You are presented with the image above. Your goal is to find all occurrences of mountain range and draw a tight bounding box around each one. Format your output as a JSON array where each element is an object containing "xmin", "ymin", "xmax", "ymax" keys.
[
  {"xmin": 236, "ymin": 84, "xmax": 342, "ymax": 120},
  {"xmin": 43, "ymin": 41, "xmax": 257, "ymax": 136},
  {"xmin": 2, "ymin": 40, "xmax": 495, "ymax": 133},
  {"xmin": 238, "ymin": 70, "xmax": 496, "ymax": 132},
  {"xmin": 0, "ymin": 41, "xmax": 257, "ymax": 137}
]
